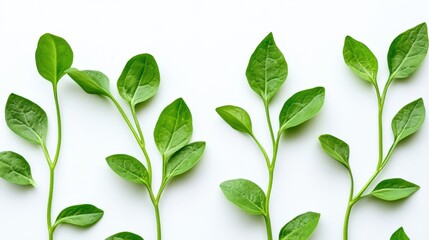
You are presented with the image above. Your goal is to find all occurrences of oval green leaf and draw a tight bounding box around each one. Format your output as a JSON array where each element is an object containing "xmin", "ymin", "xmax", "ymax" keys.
[
  {"xmin": 370, "ymin": 178, "xmax": 420, "ymax": 201},
  {"xmin": 166, "ymin": 141, "xmax": 205, "ymax": 179},
  {"xmin": 388, "ymin": 23, "xmax": 428, "ymax": 79},
  {"xmin": 392, "ymin": 98, "xmax": 425, "ymax": 143},
  {"xmin": 390, "ymin": 227, "xmax": 410, "ymax": 240},
  {"xmin": 35, "ymin": 33, "xmax": 73, "ymax": 84},
  {"xmin": 246, "ymin": 33, "xmax": 288, "ymax": 103},
  {"xmin": 279, "ymin": 212, "xmax": 320, "ymax": 240},
  {"xmin": 53, "ymin": 204, "xmax": 104, "ymax": 228},
  {"xmin": 318, "ymin": 134, "xmax": 350, "ymax": 169},
  {"xmin": 66, "ymin": 68, "xmax": 111, "ymax": 96},
  {"xmin": 220, "ymin": 178, "xmax": 266, "ymax": 215},
  {"xmin": 106, "ymin": 232, "xmax": 144, "ymax": 240},
  {"xmin": 0, "ymin": 151, "xmax": 34, "ymax": 186},
  {"xmin": 279, "ymin": 87, "xmax": 325, "ymax": 132},
  {"xmin": 106, "ymin": 154, "xmax": 149, "ymax": 186},
  {"xmin": 5, "ymin": 93, "xmax": 48, "ymax": 145},
  {"xmin": 343, "ymin": 36, "xmax": 378, "ymax": 83},
  {"xmin": 117, "ymin": 54, "xmax": 160, "ymax": 107},
  {"xmin": 154, "ymin": 98, "xmax": 192, "ymax": 158},
  {"xmin": 216, "ymin": 105, "xmax": 253, "ymax": 134}
]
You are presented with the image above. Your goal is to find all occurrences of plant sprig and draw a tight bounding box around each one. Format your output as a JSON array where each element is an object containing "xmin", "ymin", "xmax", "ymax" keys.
[
  {"xmin": 67, "ymin": 54, "xmax": 205, "ymax": 240},
  {"xmin": 319, "ymin": 23, "xmax": 428, "ymax": 240},
  {"xmin": 217, "ymin": 33, "xmax": 324, "ymax": 240},
  {"xmin": 1, "ymin": 33, "xmax": 104, "ymax": 239}
]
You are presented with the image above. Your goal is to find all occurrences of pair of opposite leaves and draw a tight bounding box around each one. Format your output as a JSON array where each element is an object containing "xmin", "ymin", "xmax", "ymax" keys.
[{"xmin": 1, "ymin": 33, "xmax": 205, "ymax": 240}]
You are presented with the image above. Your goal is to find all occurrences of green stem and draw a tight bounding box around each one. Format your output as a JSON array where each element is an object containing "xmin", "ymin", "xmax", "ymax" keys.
[
  {"xmin": 343, "ymin": 77, "xmax": 396, "ymax": 240},
  {"xmin": 251, "ymin": 134, "xmax": 271, "ymax": 169},
  {"xmin": 373, "ymin": 82, "xmax": 383, "ymax": 169},
  {"xmin": 343, "ymin": 169, "xmax": 354, "ymax": 240},
  {"xmin": 108, "ymin": 95, "xmax": 143, "ymax": 146},
  {"xmin": 110, "ymin": 96, "xmax": 164, "ymax": 239},
  {"xmin": 130, "ymin": 104, "xmax": 153, "ymax": 180},
  {"xmin": 264, "ymin": 211, "xmax": 273, "ymax": 240},
  {"xmin": 47, "ymin": 167, "xmax": 55, "ymax": 240},
  {"xmin": 264, "ymin": 101, "xmax": 276, "ymax": 147},
  {"xmin": 148, "ymin": 187, "xmax": 163, "ymax": 240},
  {"xmin": 154, "ymin": 203, "xmax": 162, "ymax": 240},
  {"xmin": 343, "ymin": 202, "xmax": 352, "ymax": 240}
]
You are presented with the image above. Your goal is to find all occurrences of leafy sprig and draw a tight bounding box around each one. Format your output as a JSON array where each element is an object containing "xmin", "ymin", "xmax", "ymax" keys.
[
  {"xmin": 67, "ymin": 54, "xmax": 205, "ymax": 240},
  {"xmin": 217, "ymin": 33, "xmax": 324, "ymax": 240},
  {"xmin": 2, "ymin": 33, "xmax": 104, "ymax": 239},
  {"xmin": 319, "ymin": 23, "xmax": 428, "ymax": 240}
]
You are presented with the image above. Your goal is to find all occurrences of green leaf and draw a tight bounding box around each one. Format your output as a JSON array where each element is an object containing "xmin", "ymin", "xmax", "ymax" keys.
[
  {"xmin": 390, "ymin": 227, "xmax": 410, "ymax": 240},
  {"xmin": 216, "ymin": 105, "xmax": 253, "ymax": 134},
  {"xmin": 0, "ymin": 151, "xmax": 34, "ymax": 186},
  {"xmin": 5, "ymin": 93, "xmax": 48, "ymax": 145},
  {"xmin": 279, "ymin": 212, "xmax": 320, "ymax": 240},
  {"xmin": 154, "ymin": 98, "xmax": 193, "ymax": 158},
  {"xmin": 220, "ymin": 178, "xmax": 266, "ymax": 215},
  {"xmin": 246, "ymin": 32, "xmax": 288, "ymax": 103},
  {"xmin": 279, "ymin": 87, "xmax": 325, "ymax": 131},
  {"xmin": 370, "ymin": 178, "xmax": 420, "ymax": 201},
  {"xmin": 318, "ymin": 134, "xmax": 350, "ymax": 169},
  {"xmin": 392, "ymin": 98, "xmax": 425, "ymax": 143},
  {"xmin": 117, "ymin": 54, "xmax": 160, "ymax": 107},
  {"xmin": 35, "ymin": 33, "xmax": 73, "ymax": 84},
  {"xmin": 106, "ymin": 232, "xmax": 144, "ymax": 240},
  {"xmin": 388, "ymin": 23, "xmax": 429, "ymax": 79},
  {"xmin": 166, "ymin": 142, "xmax": 205, "ymax": 179},
  {"xmin": 106, "ymin": 154, "xmax": 149, "ymax": 186},
  {"xmin": 53, "ymin": 204, "xmax": 104, "ymax": 228},
  {"xmin": 65, "ymin": 68, "xmax": 110, "ymax": 96},
  {"xmin": 343, "ymin": 36, "xmax": 378, "ymax": 83}
]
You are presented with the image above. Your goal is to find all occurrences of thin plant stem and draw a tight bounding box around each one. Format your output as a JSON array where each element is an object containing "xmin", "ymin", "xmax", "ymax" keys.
[
  {"xmin": 47, "ymin": 167, "xmax": 55, "ymax": 240},
  {"xmin": 108, "ymin": 95, "xmax": 143, "ymax": 145},
  {"xmin": 343, "ymin": 169, "xmax": 354, "ymax": 240},
  {"xmin": 343, "ymin": 76, "xmax": 396, "ymax": 240},
  {"xmin": 43, "ymin": 85, "xmax": 63, "ymax": 240},
  {"xmin": 264, "ymin": 101, "xmax": 276, "ymax": 147},
  {"xmin": 130, "ymin": 104, "xmax": 153, "ymax": 179},
  {"xmin": 154, "ymin": 203, "xmax": 162, "ymax": 240},
  {"xmin": 109, "ymin": 95, "xmax": 164, "ymax": 240},
  {"xmin": 261, "ymin": 100, "xmax": 282, "ymax": 240},
  {"xmin": 251, "ymin": 134, "xmax": 271, "ymax": 169}
]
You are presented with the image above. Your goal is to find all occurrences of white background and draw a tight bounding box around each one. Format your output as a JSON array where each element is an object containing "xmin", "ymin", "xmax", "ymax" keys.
[{"xmin": 0, "ymin": 0, "xmax": 428, "ymax": 239}]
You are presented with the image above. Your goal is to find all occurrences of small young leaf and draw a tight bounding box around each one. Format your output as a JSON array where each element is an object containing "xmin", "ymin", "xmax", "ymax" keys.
[
  {"xmin": 318, "ymin": 134, "xmax": 350, "ymax": 169},
  {"xmin": 388, "ymin": 23, "xmax": 428, "ymax": 79},
  {"xmin": 0, "ymin": 151, "xmax": 34, "ymax": 186},
  {"xmin": 216, "ymin": 105, "xmax": 253, "ymax": 134},
  {"xmin": 117, "ymin": 54, "xmax": 160, "ymax": 107},
  {"xmin": 66, "ymin": 68, "xmax": 111, "ymax": 96},
  {"xmin": 343, "ymin": 36, "xmax": 378, "ymax": 83},
  {"xmin": 220, "ymin": 178, "xmax": 266, "ymax": 215},
  {"xmin": 279, "ymin": 212, "xmax": 320, "ymax": 240},
  {"xmin": 106, "ymin": 154, "xmax": 149, "ymax": 186},
  {"xmin": 5, "ymin": 93, "xmax": 48, "ymax": 145},
  {"xmin": 166, "ymin": 142, "xmax": 205, "ymax": 179},
  {"xmin": 390, "ymin": 227, "xmax": 410, "ymax": 240},
  {"xmin": 246, "ymin": 33, "xmax": 288, "ymax": 103},
  {"xmin": 54, "ymin": 204, "xmax": 104, "ymax": 228},
  {"xmin": 370, "ymin": 178, "xmax": 420, "ymax": 201},
  {"xmin": 154, "ymin": 98, "xmax": 192, "ymax": 158},
  {"xmin": 35, "ymin": 33, "xmax": 73, "ymax": 84},
  {"xmin": 106, "ymin": 232, "xmax": 144, "ymax": 240},
  {"xmin": 392, "ymin": 98, "xmax": 425, "ymax": 143},
  {"xmin": 279, "ymin": 87, "xmax": 325, "ymax": 131}
]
